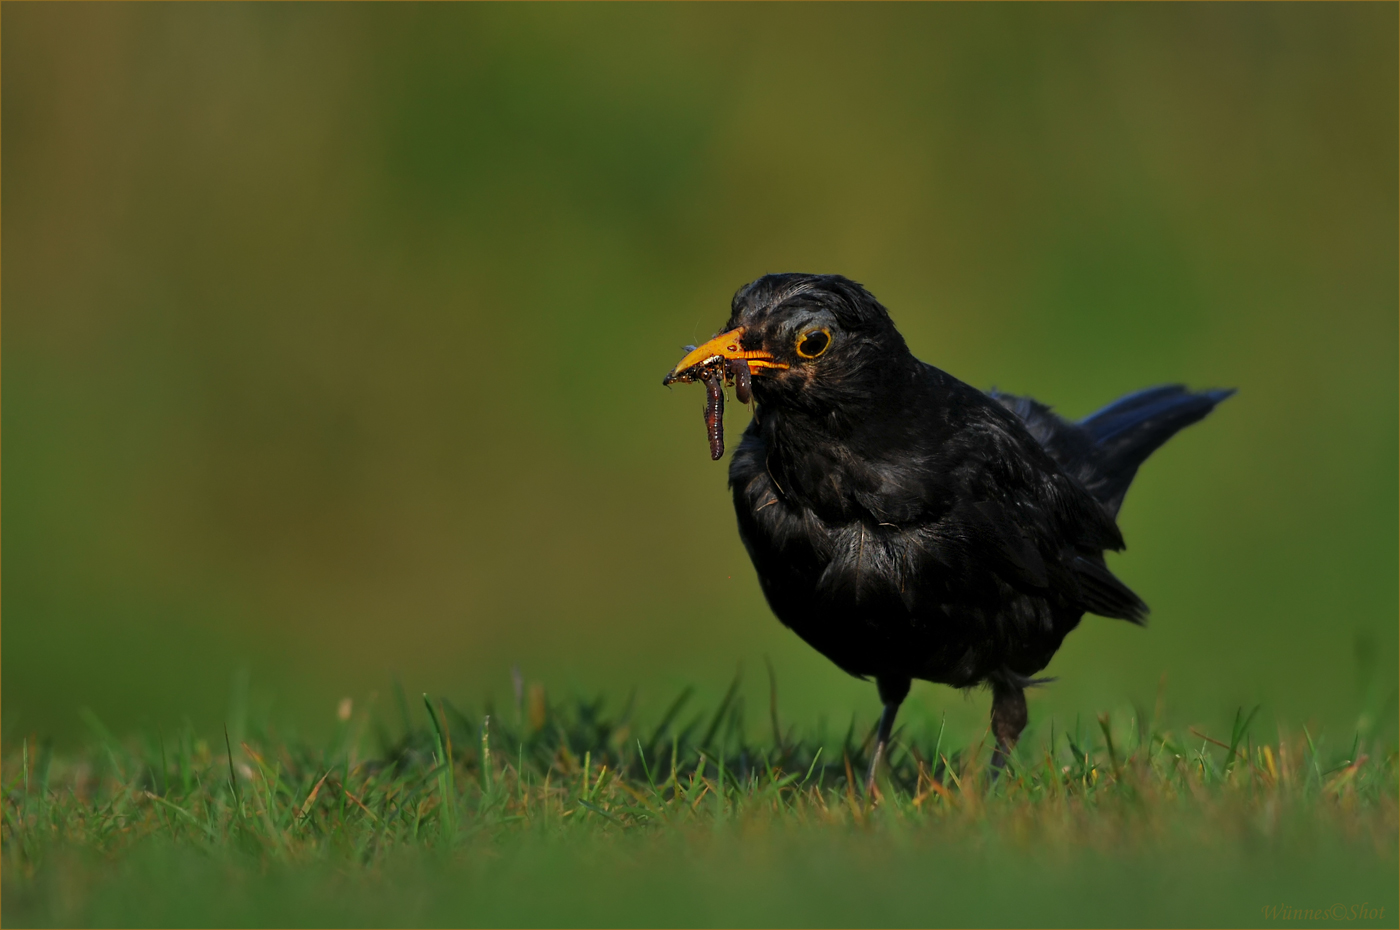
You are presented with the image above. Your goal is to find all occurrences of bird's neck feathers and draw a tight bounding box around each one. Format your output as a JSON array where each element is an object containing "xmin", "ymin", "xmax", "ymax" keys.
[
  {"xmin": 749, "ymin": 339, "xmax": 946, "ymax": 518},
  {"xmin": 754, "ymin": 334, "xmax": 923, "ymax": 443}
]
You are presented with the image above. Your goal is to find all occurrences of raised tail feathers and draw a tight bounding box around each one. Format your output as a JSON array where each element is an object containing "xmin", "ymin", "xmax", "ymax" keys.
[{"xmin": 1080, "ymin": 385, "xmax": 1234, "ymax": 514}]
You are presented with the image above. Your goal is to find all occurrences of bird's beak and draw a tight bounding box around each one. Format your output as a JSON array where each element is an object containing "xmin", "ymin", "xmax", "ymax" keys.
[{"xmin": 662, "ymin": 327, "xmax": 788, "ymax": 385}]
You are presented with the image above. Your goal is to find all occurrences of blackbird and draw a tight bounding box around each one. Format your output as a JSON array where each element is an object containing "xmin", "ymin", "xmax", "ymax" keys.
[{"xmin": 663, "ymin": 273, "xmax": 1232, "ymax": 787}]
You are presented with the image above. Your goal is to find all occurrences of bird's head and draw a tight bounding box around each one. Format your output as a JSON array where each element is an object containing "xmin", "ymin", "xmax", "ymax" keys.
[{"xmin": 663, "ymin": 274, "xmax": 911, "ymax": 413}]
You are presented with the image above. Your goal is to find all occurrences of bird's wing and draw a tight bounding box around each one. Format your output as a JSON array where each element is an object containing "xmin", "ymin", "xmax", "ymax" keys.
[
  {"xmin": 903, "ymin": 387, "xmax": 1143, "ymax": 620},
  {"xmin": 987, "ymin": 391, "xmax": 1103, "ymax": 494}
]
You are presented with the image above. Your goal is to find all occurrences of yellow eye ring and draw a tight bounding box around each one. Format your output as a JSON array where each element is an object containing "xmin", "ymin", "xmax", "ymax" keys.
[{"xmin": 795, "ymin": 327, "xmax": 832, "ymax": 359}]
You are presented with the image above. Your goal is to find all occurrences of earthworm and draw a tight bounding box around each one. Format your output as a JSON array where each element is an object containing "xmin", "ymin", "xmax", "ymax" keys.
[
  {"xmin": 728, "ymin": 358, "xmax": 752, "ymax": 404},
  {"xmin": 701, "ymin": 366, "xmax": 725, "ymax": 460}
]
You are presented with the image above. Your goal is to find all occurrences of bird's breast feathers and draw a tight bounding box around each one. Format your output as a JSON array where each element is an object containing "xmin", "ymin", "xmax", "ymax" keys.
[
  {"xmin": 732, "ymin": 436, "xmax": 967, "ymax": 609},
  {"xmin": 728, "ymin": 421, "xmax": 1090, "ymax": 617}
]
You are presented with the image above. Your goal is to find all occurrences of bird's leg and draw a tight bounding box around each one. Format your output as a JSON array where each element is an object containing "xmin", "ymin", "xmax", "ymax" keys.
[
  {"xmin": 865, "ymin": 676, "xmax": 910, "ymax": 794},
  {"xmin": 989, "ymin": 680, "xmax": 1028, "ymax": 772}
]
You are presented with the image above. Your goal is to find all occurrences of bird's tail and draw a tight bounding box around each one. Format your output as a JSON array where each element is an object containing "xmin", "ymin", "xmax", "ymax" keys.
[{"xmin": 1080, "ymin": 385, "xmax": 1235, "ymax": 514}]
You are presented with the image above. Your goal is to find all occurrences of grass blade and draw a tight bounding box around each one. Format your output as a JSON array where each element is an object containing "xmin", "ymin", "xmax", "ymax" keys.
[{"xmin": 700, "ymin": 670, "xmax": 743, "ymax": 751}]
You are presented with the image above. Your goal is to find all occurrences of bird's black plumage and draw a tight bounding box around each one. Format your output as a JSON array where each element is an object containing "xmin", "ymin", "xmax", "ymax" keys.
[{"xmin": 666, "ymin": 273, "xmax": 1232, "ymax": 781}]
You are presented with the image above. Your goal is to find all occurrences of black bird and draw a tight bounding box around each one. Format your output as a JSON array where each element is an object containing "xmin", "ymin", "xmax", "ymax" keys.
[{"xmin": 663, "ymin": 273, "xmax": 1232, "ymax": 787}]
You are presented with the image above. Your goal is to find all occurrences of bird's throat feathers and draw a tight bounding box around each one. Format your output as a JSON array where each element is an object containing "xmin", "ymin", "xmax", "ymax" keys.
[
  {"xmin": 746, "ymin": 358, "xmax": 952, "ymax": 523},
  {"xmin": 751, "ymin": 336, "xmax": 922, "ymax": 439}
]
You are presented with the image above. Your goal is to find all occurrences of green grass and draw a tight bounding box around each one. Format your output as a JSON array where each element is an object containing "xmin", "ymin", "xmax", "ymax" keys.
[{"xmin": 3, "ymin": 683, "xmax": 1396, "ymax": 928}]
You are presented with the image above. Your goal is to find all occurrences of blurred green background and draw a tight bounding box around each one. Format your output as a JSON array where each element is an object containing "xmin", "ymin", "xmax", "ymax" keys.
[{"xmin": 4, "ymin": 2, "xmax": 1396, "ymax": 747}]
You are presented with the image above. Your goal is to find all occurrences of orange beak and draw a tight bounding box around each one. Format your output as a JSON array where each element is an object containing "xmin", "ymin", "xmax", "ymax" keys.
[{"xmin": 662, "ymin": 328, "xmax": 788, "ymax": 385}]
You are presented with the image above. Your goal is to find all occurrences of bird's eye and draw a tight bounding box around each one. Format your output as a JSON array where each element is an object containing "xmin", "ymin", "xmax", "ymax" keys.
[{"xmin": 796, "ymin": 328, "xmax": 831, "ymax": 359}]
